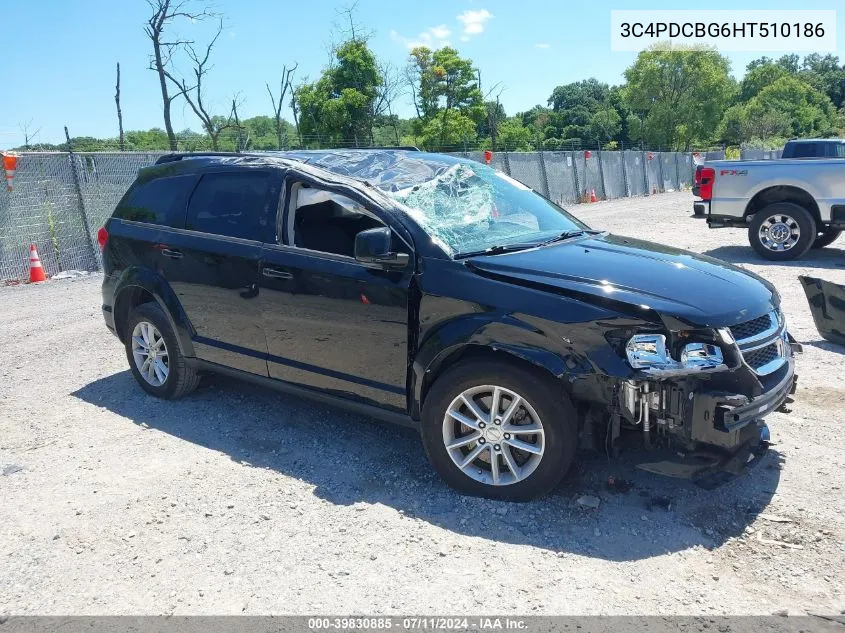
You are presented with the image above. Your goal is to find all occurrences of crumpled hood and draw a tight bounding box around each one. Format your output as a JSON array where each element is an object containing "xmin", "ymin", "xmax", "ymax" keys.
[{"xmin": 467, "ymin": 233, "xmax": 778, "ymax": 328}]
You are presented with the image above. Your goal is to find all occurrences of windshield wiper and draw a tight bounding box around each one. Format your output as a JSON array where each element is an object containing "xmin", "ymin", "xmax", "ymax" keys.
[
  {"xmin": 454, "ymin": 242, "xmax": 540, "ymax": 259},
  {"xmin": 535, "ymin": 229, "xmax": 603, "ymax": 247}
]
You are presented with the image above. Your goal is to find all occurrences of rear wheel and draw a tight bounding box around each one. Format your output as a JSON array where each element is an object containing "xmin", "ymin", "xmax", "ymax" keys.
[
  {"xmin": 748, "ymin": 202, "xmax": 816, "ymax": 261},
  {"xmin": 124, "ymin": 302, "xmax": 200, "ymax": 399},
  {"xmin": 421, "ymin": 359, "xmax": 577, "ymax": 501},
  {"xmin": 812, "ymin": 227, "xmax": 841, "ymax": 249}
]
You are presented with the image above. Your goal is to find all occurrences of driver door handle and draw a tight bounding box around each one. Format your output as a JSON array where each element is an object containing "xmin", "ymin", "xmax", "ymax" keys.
[
  {"xmin": 161, "ymin": 248, "xmax": 183, "ymax": 259},
  {"xmin": 262, "ymin": 267, "xmax": 293, "ymax": 280}
]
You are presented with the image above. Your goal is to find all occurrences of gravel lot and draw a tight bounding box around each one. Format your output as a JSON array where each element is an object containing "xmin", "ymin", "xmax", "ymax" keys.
[{"xmin": 1, "ymin": 191, "xmax": 844, "ymax": 616}]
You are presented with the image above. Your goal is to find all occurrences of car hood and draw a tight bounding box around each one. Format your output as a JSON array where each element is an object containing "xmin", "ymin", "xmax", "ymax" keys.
[{"xmin": 466, "ymin": 233, "xmax": 778, "ymax": 328}]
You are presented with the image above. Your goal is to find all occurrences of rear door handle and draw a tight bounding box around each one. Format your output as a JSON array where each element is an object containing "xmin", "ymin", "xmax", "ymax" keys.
[
  {"xmin": 161, "ymin": 248, "xmax": 183, "ymax": 259},
  {"xmin": 262, "ymin": 267, "xmax": 293, "ymax": 280}
]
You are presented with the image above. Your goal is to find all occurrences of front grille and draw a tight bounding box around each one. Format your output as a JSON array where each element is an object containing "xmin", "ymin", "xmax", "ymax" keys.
[
  {"xmin": 743, "ymin": 342, "xmax": 780, "ymax": 371},
  {"xmin": 729, "ymin": 313, "xmax": 773, "ymax": 341}
]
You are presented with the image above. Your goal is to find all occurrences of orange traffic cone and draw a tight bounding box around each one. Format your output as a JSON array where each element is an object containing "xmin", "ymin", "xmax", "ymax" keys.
[
  {"xmin": 3, "ymin": 152, "xmax": 17, "ymax": 192},
  {"xmin": 29, "ymin": 244, "xmax": 47, "ymax": 283},
  {"xmin": 590, "ymin": 188, "xmax": 597, "ymax": 203}
]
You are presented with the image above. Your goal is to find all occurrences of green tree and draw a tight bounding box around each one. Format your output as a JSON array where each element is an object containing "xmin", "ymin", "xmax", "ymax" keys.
[
  {"xmin": 295, "ymin": 38, "xmax": 383, "ymax": 145},
  {"xmin": 623, "ymin": 46, "xmax": 735, "ymax": 149},
  {"xmin": 406, "ymin": 46, "xmax": 483, "ymax": 150},
  {"xmin": 801, "ymin": 53, "xmax": 845, "ymax": 109}
]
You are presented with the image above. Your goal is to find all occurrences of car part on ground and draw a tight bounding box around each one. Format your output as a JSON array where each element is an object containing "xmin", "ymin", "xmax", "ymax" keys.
[{"xmin": 799, "ymin": 275, "xmax": 845, "ymax": 346}]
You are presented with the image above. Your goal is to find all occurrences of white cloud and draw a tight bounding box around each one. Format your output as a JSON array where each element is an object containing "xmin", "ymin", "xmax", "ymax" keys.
[
  {"xmin": 391, "ymin": 25, "xmax": 451, "ymax": 50},
  {"xmin": 535, "ymin": 42, "xmax": 549, "ymax": 49},
  {"xmin": 456, "ymin": 9, "xmax": 493, "ymax": 39}
]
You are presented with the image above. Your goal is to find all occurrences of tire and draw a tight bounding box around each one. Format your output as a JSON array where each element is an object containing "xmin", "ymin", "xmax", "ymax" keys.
[
  {"xmin": 748, "ymin": 202, "xmax": 816, "ymax": 261},
  {"xmin": 812, "ymin": 227, "xmax": 841, "ymax": 249},
  {"xmin": 124, "ymin": 302, "xmax": 200, "ymax": 400},
  {"xmin": 420, "ymin": 359, "xmax": 577, "ymax": 501}
]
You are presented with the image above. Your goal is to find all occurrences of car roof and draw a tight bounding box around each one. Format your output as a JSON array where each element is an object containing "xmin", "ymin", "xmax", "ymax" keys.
[
  {"xmin": 786, "ymin": 138, "xmax": 845, "ymax": 143},
  {"xmin": 150, "ymin": 149, "xmax": 472, "ymax": 192}
]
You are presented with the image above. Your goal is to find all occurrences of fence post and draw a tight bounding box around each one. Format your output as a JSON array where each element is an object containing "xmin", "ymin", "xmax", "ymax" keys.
[
  {"xmin": 656, "ymin": 151, "xmax": 665, "ymax": 193},
  {"xmin": 502, "ymin": 151, "xmax": 512, "ymax": 176},
  {"xmin": 621, "ymin": 148, "xmax": 630, "ymax": 197},
  {"xmin": 571, "ymin": 151, "xmax": 581, "ymax": 202},
  {"xmin": 597, "ymin": 146, "xmax": 607, "ymax": 200},
  {"xmin": 537, "ymin": 148, "xmax": 551, "ymax": 199},
  {"xmin": 64, "ymin": 126, "xmax": 97, "ymax": 270},
  {"xmin": 641, "ymin": 151, "xmax": 649, "ymax": 195},
  {"xmin": 674, "ymin": 152, "xmax": 682, "ymax": 189}
]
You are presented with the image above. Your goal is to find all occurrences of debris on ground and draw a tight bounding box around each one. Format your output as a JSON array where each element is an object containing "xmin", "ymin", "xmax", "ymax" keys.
[{"xmin": 576, "ymin": 495, "xmax": 601, "ymax": 509}]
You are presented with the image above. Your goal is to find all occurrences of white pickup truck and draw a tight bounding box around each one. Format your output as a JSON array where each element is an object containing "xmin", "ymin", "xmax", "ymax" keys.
[{"xmin": 693, "ymin": 139, "xmax": 845, "ymax": 260}]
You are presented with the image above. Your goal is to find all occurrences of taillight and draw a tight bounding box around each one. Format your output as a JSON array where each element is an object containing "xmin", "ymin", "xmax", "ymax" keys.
[
  {"xmin": 97, "ymin": 226, "xmax": 109, "ymax": 252},
  {"xmin": 695, "ymin": 166, "xmax": 715, "ymax": 201}
]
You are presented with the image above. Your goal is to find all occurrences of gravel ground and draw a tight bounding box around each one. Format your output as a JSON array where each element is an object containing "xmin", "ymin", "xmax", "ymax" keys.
[{"xmin": 1, "ymin": 191, "xmax": 844, "ymax": 616}]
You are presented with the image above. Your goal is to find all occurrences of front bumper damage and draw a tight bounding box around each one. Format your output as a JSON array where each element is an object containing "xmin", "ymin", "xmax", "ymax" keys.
[{"xmin": 615, "ymin": 338, "xmax": 800, "ymax": 486}]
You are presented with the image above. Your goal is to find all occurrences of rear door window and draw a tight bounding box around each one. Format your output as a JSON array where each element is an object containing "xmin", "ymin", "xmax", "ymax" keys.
[
  {"xmin": 789, "ymin": 143, "xmax": 820, "ymax": 158},
  {"xmin": 186, "ymin": 171, "xmax": 273, "ymax": 241},
  {"xmin": 114, "ymin": 174, "xmax": 198, "ymax": 227}
]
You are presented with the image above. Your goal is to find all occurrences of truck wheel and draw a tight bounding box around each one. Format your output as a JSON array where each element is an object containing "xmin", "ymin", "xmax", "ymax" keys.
[
  {"xmin": 812, "ymin": 228, "xmax": 841, "ymax": 249},
  {"xmin": 748, "ymin": 203, "xmax": 816, "ymax": 261},
  {"xmin": 420, "ymin": 359, "xmax": 577, "ymax": 501},
  {"xmin": 124, "ymin": 302, "xmax": 200, "ymax": 400}
]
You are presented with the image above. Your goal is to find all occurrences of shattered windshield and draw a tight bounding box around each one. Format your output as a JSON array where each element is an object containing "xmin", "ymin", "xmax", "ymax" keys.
[{"xmin": 384, "ymin": 162, "xmax": 588, "ymax": 257}]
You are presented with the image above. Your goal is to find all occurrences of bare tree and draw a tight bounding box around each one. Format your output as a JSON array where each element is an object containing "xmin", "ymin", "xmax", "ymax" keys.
[
  {"xmin": 373, "ymin": 62, "xmax": 404, "ymax": 145},
  {"xmin": 18, "ymin": 120, "xmax": 42, "ymax": 150},
  {"xmin": 115, "ymin": 62, "xmax": 126, "ymax": 151},
  {"xmin": 144, "ymin": 0, "xmax": 215, "ymax": 150},
  {"xmin": 163, "ymin": 20, "xmax": 232, "ymax": 151},
  {"xmin": 266, "ymin": 63, "xmax": 298, "ymax": 150},
  {"xmin": 230, "ymin": 96, "xmax": 248, "ymax": 151},
  {"xmin": 333, "ymin": 1, "xmax": 373, "ymax": 43}
]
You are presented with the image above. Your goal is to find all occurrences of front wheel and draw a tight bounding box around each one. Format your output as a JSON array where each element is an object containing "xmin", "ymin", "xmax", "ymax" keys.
[
  {"xmin": 748, "ymin": 202, "xmax": 816, "ymax": 261},
  {"xmin": 812, "ymin": 227, "xmax": 841, "ymax": 249},
  {"xmin": 420, "ymin": 359, "xmax": 577, "ymax": 501}
]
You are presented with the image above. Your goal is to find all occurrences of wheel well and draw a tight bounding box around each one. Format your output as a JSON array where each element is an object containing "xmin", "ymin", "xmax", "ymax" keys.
[
  {"xmin": 113, "ymin": 286, "xmax": 156, "ymax": 342},
  {"xmin": 744, "ymin": 186, "xmax": 821, "ymax": 226},
  {"xmin": 420, "ymin": 345, "xmax": 566, "ymax": 411}
]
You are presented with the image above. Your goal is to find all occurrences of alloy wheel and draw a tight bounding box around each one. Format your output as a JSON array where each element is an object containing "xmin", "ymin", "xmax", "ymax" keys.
[
  {"xmin": 442, "ymin": 385, "xmax": 545, "ymax": 486},
  {"xmin": 131, "ymin": 321, "xmax": 169, "ymax": 387}
]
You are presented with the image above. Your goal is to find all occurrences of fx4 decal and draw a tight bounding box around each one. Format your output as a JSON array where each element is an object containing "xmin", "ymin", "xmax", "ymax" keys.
[{"xmin": 719, "ymin": 169, "xmax": 748, "ymax": 176}]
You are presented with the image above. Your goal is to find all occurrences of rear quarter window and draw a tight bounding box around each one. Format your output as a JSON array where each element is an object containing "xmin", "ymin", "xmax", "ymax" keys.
[
  {"xmin": 185, "ymin": 171, "xmax": 273, "ymax": 241},
  {"xmin": 114, "ymin": 174, "xmax": 198, "ymax": 227}
]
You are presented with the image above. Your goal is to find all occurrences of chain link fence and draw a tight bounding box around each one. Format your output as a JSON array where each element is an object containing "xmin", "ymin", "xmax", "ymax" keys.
[{"xmin": 1, "ymin": 149, "xmax": 700, "ymax": 282}]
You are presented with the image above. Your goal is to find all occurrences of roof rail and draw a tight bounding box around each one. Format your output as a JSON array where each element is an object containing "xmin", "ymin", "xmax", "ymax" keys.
[{"xmin": 154, "ymin": 152, "xmax": 244, "ymax": 165}]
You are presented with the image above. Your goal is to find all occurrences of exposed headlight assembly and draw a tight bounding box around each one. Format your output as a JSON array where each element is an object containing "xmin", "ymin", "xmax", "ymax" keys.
[{"xmin": 626, "ymin": 334, "xmax": 726, "ymax": 375}]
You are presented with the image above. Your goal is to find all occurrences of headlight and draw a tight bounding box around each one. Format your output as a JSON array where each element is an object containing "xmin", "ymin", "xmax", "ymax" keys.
[
  {"xmin": 626, "ymin": 334, "xmax": 725, "ymax": 373},
  {"xmin": 626, "ymin": 334, "xmax": 671, "ymax": 369}
]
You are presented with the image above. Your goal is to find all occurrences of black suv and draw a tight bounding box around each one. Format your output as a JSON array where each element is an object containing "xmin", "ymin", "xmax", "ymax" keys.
[{"xmin": 100, "ymin": 149, "xmax": 799, "ymax": 500}]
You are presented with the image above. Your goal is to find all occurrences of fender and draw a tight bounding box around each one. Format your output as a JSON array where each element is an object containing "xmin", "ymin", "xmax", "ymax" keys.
[
  {"xmin": 409, "ymin": 310, "xmax": 619, "ymax": 419},
  {"xmin": 112, "ymin": 266, "xmax": 196, "ymax": 358}
]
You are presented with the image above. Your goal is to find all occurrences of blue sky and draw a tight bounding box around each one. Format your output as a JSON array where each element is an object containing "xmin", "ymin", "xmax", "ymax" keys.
[{"xmin": 2, "ymin": 0, "xmax": 844, "ymax": 147}]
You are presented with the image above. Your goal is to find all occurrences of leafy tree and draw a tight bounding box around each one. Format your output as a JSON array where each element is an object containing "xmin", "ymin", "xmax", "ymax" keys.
[
  {"xmin": 739, "ymin": 62, "xmax": 789, "ymax": 102},
  {"xmin": 406, "ymin": 46, "xmax": 483, "ymax": 150},
  {"xmin": 623, "ymin": 46, "xmax": 735, "ymax": 149},
  {"xmin": 295, "ymin": 38, "xmax": 383, "ymax": 145},
  {"xmin": 801, "ymin": 54, "xmax": 845, "ymax": 109}
]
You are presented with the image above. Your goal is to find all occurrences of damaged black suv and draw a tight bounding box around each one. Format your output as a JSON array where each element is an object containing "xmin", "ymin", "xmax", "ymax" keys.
[{"xmin": 100, "ymin": 149, "xmax": 799, "ymax": 500}]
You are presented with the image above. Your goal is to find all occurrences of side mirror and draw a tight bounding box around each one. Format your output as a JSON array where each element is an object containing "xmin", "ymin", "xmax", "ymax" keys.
[{"xmin": 354, "ymin": 227, "xmax": 409, "ymax": 268}]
